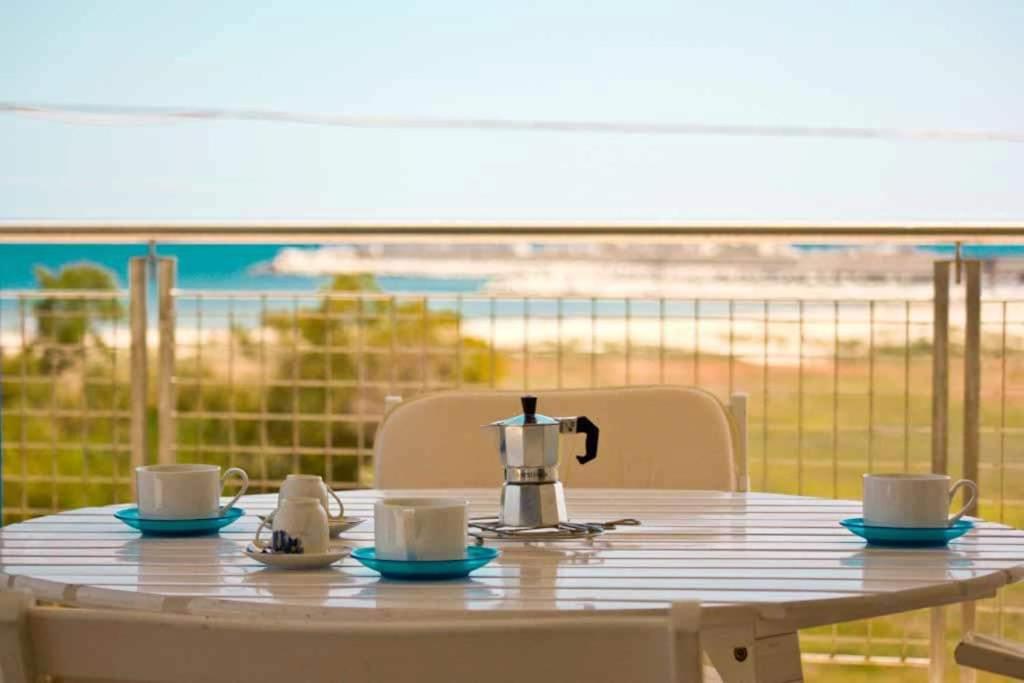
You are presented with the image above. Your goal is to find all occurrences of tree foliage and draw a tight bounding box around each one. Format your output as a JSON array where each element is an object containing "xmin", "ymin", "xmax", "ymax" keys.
[{"xmin": 33, "ymin": 262, "xmax": 123, "ymax": 372}]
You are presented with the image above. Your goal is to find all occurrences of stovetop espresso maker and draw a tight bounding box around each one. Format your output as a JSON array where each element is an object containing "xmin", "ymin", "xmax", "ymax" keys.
[{"xmin": 485, "ymin": 396, "xmax": 599, "ymax": 528}]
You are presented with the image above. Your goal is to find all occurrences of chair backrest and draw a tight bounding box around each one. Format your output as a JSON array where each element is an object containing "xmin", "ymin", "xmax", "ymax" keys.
[
  {"xmin": 375, "ymin": 385, "xmax": 745, "ymax": 491},
  {"xmin": 0, "ymin": 591, "xmax": 702, "ymax": 683}
]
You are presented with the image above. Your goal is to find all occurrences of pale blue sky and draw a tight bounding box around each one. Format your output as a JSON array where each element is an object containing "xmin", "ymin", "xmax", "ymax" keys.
[{"xmin": 1, "ymin": 1, "xmax": 1022, "ymax": 220}]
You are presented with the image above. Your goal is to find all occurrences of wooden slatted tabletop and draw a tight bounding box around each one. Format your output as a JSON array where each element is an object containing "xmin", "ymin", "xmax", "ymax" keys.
[{"xmin": 3, "ymin": 489, "xmax": 1024, "ymax": 633}]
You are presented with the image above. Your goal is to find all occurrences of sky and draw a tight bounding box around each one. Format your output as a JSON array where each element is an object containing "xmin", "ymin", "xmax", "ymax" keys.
[{"xmin": 1, "ymin": 1, "xmax": 1023, "ymax": 221}]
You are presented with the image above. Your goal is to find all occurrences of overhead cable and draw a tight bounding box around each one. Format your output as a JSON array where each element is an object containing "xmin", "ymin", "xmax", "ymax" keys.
[{"xmin": 2, "ymin": 101, "xmax": 1022, "ymax": 143}]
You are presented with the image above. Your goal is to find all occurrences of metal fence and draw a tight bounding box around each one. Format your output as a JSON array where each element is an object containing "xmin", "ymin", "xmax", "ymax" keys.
[
  {"xmin": 0, "ymin": 288, "xmax": 137, "ymax": 520},
  {"xmin": 1, "ymin": 232, "xmax": 1023, "ymax": 680}
]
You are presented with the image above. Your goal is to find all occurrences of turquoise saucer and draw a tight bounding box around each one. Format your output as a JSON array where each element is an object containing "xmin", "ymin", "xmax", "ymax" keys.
[
  {"xmin": 351, "ymin": 546, "xmax": 499, "ymax": 580},
  {"xmin": 114, "ymin": 507, "xmax": 245, "ymax": 536},
  {"xmin": 840, "ymin": 517, "xmax": 974, "ymax": 547}
]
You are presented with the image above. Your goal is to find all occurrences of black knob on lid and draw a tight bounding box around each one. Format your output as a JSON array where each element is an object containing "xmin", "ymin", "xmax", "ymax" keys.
[{"xmin": 521, "ymin": 395, "xmax": 537, "ymax": 419}]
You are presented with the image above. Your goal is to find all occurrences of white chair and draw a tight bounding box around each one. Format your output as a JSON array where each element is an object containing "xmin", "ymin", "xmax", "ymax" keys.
[
  {"xmin": 954, "ymin": 632, "xmax": 1024, "ymax": 679},
  {"xmin": 375, "ymin": 386, "xmax": 748, "ymax": 492},
  {"xmin": 0, "ymin": 591, "xmax": 703, "ymax": 683}
]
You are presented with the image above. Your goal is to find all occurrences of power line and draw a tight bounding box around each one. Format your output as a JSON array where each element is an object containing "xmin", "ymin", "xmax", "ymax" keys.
[{"xmin": 2, "ymin": 100, "xmax": 1023, "ymax": 143}]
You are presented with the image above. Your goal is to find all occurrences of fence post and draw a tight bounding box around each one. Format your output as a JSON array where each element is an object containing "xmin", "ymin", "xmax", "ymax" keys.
[
  {"xmin": 157, "ymin": 258, "xmax": 176, "ymax": 465},
  {"xmin": 958, "ymin": 260, "xmax": 983, "ymax": 683},
  {"xmin": 930, "ymin": 260, "xmax": 951, "ymax": 683},
  {"xmin": 963, "ymin": 260, "xmax": 981, "ymax": 516},
  {"xmin": 729, "ymin": 393, "xmax": 749, "ymax": 493},
  {"xmin": 955, "ymin": 259, "xmax": 983, "ymax": 682},
  {"xmin": 932, "ymin": 261, "xmax": 950, "ymax": 476},
  {"xmin": 129, "ymin": 258, "xmax": 148, "ymax": 486}
]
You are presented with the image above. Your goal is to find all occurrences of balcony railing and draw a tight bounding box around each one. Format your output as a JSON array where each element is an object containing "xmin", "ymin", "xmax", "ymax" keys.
[{"xmin": 2, "ymin": 221, "xmax": 1023, "ymax": 679}]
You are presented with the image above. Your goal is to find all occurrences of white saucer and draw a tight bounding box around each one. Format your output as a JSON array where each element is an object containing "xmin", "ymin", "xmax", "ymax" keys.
[
  {"xmin": 258, "ymin": 514, "xmax": 365, "ymax": 539},
  {"xmin": 244, "ymin": 543, "xmax": 351, "ymax": 570}
]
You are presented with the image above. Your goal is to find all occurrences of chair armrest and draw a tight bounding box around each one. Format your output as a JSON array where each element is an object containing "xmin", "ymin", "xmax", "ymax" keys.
[{"xmin": 955, "ymin": 632, "xmax": 1024, "ymax": 679}]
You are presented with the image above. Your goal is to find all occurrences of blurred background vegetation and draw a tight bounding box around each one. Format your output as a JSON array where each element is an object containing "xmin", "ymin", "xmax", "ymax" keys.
[{"xmin": 1, "ymin": 262, "xmax": 502, "ymax": 521}]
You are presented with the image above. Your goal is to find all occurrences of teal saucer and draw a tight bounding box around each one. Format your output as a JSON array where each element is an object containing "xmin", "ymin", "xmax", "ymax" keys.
[
  {"xmin": 840, "ymin": 517, "xmax": 974, "ymax": 547},
  {"xmin": 114, "ymin": 507, "xmax": 245, "ymax": 536},
  {"xmin": 351, "ymin": 546, "xmax": 499, "ymax": 580}
]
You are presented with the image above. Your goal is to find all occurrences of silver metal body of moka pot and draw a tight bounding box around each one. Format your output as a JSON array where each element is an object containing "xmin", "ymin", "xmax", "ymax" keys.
[{"xmin": 485, "ymin": 396, "xmax": 599, "ymax": 527}]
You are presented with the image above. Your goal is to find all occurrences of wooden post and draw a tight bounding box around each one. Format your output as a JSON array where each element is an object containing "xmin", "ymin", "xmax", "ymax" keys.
[
  {"xmin": 930, "ymin": 261, "xmax": 951, "ymax": 683},
  {"xmin": 932, "ymin": 261, "xmax": 950, "ymax": 475},
  {"xmin": 730, "ymin": 393, "xmax": 749, "ymax": 493},
  {"xmin": 958, "ymin": 261, "xmax": 982, "ymax": 682},
  {"xmin": 963, "ymin": 260, "xmax": 981, "ymax": 515},
  {"xmin": 156, "ymin": 258, "xmax": 176, "ymax": 465},
  {"xmin": 129, "ymin": 258, "xmax": 148, "ymax": 486}
]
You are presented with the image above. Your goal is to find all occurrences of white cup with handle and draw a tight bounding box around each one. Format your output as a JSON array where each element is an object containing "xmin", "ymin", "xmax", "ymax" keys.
[
  {"xmin": 135, "ymin": 464, "xmax": 248, "ymax": 520},
  {"xmin": 254, "ymin": 497, "xmax": 329, "ymax": 555},
  {"xmin": 374, "ymin": 497, "xmax": 468, "ymax": 561},
  {"xmin": 278, "ymin": 474, "xmax": 345, "ymax": 520},
  {"xmin": 863, "ymin": 473, "xmax": 978, "ymax": 528}
]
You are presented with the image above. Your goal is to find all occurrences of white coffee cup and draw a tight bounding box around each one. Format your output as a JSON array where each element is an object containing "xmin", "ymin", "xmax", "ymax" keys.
[
  {"xmin": 863, "ymin": 473, "xmax": 978, "ymax": 528},
  {"xmin": 374, "ymin": 497, "xmax": 468, "ymax": 561},
  {"xmin": 278, "ymin": 474, "xmax": 345, "ymax": 520},
  {"xmin": 254, "ymin": 497, "xmax": 329, "ymax": 555},
  {"xmin": 136, "ymin": 464, "xmax": 249, "ymax": 520}
]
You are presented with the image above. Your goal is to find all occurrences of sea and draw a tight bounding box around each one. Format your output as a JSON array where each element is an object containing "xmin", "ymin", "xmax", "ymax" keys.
[
  {"xmin": 2, "ymin": 243, "xmax": 1023, "ymax": 294},
  {"xmin": 3, "ymin": 242, "xmax": 1023, "ymax": 353}
]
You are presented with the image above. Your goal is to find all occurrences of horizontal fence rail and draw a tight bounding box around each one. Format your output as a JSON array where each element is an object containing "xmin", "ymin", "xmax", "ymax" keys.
[
  {"xmin": 2, "ymin": 220, "xmax": 1024, "ymax": 243},
  {"xmin": 3, "ymin": 225, "xmax": 1024, "ymax": 681}
]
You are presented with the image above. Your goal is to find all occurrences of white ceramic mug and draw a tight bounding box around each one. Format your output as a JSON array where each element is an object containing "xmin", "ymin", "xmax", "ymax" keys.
[
  {"xmin": 278, "ymin": 474, "xmax": 345, "ymax": 520},
  {"xmin": 136, "ymin": 464, "xmax": 248, "ymax": 520},
  {"xmin": 863, "ymin": 473, "xmax": 978, "ymax": 528},
  {"xmin": 254, "ymin": 497, "xmax": 329, "ymax": 555},
  {"xmin": 374, "ymin": 497, "xmax": 468, "ymax": 561}
]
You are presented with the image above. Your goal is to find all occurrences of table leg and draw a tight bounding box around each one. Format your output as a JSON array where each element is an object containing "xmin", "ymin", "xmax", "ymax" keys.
[
  {"xmin": 960, "ymin": 601, "xmax": 977, "ymax": 683},
  {"xmin": 930, "ymin": 607, "xmax": 946, "ymax": 683},
  {"xmin": 702, "ymin": 624, "xmax": 803, "ymax": 683}
]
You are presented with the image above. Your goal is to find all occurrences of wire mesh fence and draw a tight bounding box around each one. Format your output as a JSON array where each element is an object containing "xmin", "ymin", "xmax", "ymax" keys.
[
  {"xmin": 0, "ymin": 289, "xmax": 135, "ymax": 523},
  {"xmin": 3, "ymin": 257, "xmax": 1024, "ymax": 678},
  {"xmin": 168, "ymin": 293, "xmax": 943, "ymax": 492}
]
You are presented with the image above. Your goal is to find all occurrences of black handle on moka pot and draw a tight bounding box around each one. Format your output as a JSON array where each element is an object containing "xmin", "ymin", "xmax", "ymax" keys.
[
  {"xmin": 520, "ymin": 394, "xmax": 599, "ymax": 465},
  {"xmin": 572, "ymin": 417, "xmax": 599, "ymax": 464}
]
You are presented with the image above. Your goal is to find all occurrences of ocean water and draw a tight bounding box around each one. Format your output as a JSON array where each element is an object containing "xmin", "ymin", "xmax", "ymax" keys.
[
  {"xmin": 2, "ymin": 243, "xmax": 1022, "ymax": 294},
  {"xmin": 0, "ymin": 244, "xmax": 496, "ymax": 329},
  {"xmin": 0, "ymin": 244, "xmax": 490, "ymax": 294},
  {"xmin": 3, "ymin": 242, "xmax": 1018, "ymax": 345},
  {"xmin": 0, "ymin": 244, "xmax": 317, "ymax": 291}
]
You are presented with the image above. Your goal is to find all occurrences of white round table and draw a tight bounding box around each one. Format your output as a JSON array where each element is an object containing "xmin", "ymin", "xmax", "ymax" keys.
[{"xmin": 3, "ymin": 489, "xmax": 1024, "ymax": 682}]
